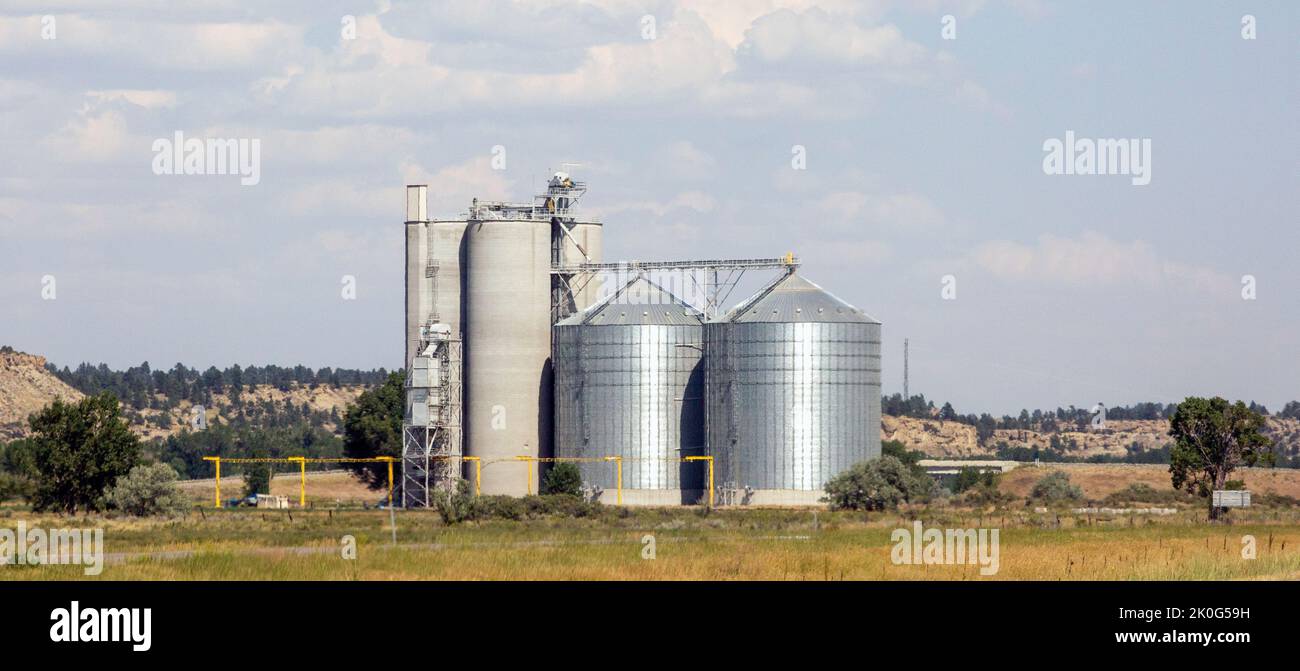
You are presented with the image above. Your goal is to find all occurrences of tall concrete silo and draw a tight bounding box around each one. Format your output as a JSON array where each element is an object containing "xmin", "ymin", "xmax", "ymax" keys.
[
  {"xmin": 405, "ymin": 186, "xmax": 468, "ymax": 369},
  {"xmin": 705, "ymin": 272, "xmax": 882, "ymax": 505},
  {"xmin": 407, "ymin": 174, "xmax": 600, "ymax": 499},
  {"xmin": 553, "ymin": 276, "xmax": 706, "ymax": 505},
  {"xmin": 404, "ymin": 186, "xmax": 429, "ymax": 371},
  {"xmin": 465, "ymin": 219, "xmax": 553, "ymax": 495},
  {"xmin": 427, "ymin": 220, "xmax": 468, "ymax": 338}
]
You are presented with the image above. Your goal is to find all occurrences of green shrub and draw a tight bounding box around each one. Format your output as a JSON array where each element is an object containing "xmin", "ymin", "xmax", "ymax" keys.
[
  {"xmin": 0, "ymin": 438, "xmax": 36, "ymax": 477},
  {"xmin": 0, "ymin": 473, "xmax": 35, "ymax": 502},
  {"xmin": 1103, "ymin": 483, "xmax": 1157, "ymax": 505},
  {"xmin": 1255, "ymin": 492, "xmax": 1300, "ymax": 507},
  {"xmin": 541, "ymin": 462, "xmax": 583, "ymax": 497},
  {"xmin": 431, "ymin": 479, "xmax": 476, "ymax": 525},
  {"xmin": 432, "ymin": 482, "xmax": 605, "ymax": 524},
  {"xmin": 953, "ymin": 469, "xmax": 1009, "ymax": 506},
  {"xmin": 1100, "ymin": 483, "xmax": 1190, "ymax": 506},
  {"xmin": 1030, "ymin": 471, "xmax": 1083, "ymax": 502},
  {"xmin": 958, "ymin": 483, "xmax": 1013, "ymax": 507},
  {"xmin": 243, "ymin": 464, "xmax": 271, "ymax": 498},
  {"xmin": 26, "ymin": 394, "xmax": 141, "ymax": 513},
  {"xmin": 0, "ymin": 438, "xmax": 34, "ymax": 502},
  {"xmin": 882, "ymin": 440, "xmax": 926, "ymax": 470},
  {"xmin": 476, "ymin": 495, "xmax": 526, "ymax": 520},
  {"xmin": 952, "ymin": 467, "xmax": 1000, "ymax": 494},
  {"xmin": 103, "ymin": 463, "xmax": 190, "ymax": 516},
  {"xmin": 525, "ymin": 494, "xmax": 601, "ymax": 518},
  {"xmin": 822, "ymin": 455, "xmax": 932, "ymax": 511}
]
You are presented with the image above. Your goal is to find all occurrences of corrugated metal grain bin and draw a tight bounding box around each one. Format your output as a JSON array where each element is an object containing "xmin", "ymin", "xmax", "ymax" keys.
[
  {"xmin": 553, "ymin": 277, "xmax": 706, "ymax": 504},
  {"xmin": 705, "ymin": 272, "xmax": 881, "ymax": 505}
]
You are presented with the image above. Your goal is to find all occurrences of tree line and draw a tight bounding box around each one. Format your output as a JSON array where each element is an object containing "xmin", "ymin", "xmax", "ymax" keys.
[
  {"xmin": 883, "ymin": 393, "xmax": 1290, "ymax": 434},
  {"xmin": 47, "ymin": 361, "xmax": 390, "ymax": 410}
]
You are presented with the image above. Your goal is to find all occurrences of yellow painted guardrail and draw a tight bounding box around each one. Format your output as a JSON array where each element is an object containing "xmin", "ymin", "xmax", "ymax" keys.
[
  {"xmin": 513, "ymin": 456, "xmax": 625, "ymax": 504},
  {"xmin": 202, "ymin": 456, "xmax": 396, "ymax": 508},
  {"xmin": 201, "ymin": 454, "xmax": 714, "ymax": 508},
  {"xmin": 513, "ymin": 455, "xmax": 713, "ymax": 507},
  {"xmin": 684, "ymin": 456, "xmax": 715, "ymax": 508}
]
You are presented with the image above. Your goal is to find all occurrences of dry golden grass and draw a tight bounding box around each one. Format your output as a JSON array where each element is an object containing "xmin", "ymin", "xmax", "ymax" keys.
[
  {"xmin": 998, "ymin": 463, "xmax": 1300, "ymax": 499},
  {"xmin": 3, "ymin": 506, "xmax": 1298, "ymax": 581}
]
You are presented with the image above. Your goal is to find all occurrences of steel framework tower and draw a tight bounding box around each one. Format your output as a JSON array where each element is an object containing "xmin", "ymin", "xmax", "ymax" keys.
[
  {"xmin": 401, "ymin": 324, "xmax": 462, "ymax": 507},
  {"xmin": 551, "ymin": 255, "xmax": 800, "ymax": 320}
]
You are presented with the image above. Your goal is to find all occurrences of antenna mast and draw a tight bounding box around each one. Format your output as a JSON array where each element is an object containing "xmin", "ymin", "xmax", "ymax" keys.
[{"xmin": 903, "ymin": 338, "xmax": 909, "ymax": 399}]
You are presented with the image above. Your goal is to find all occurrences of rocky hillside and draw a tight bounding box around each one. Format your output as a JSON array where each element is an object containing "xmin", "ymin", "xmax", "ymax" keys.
[
  {"xmin": 0, "ymin": 350, "xmax": 84, "ymax": 440},
  {"xmin": 0, "ymin": 348, "xmax": 365, "ymax": 441},
  {"xmin": 128, "ymin": 384, "xmax": 364, "ymax": 441},
  {"xmin": 885, "ymin": 414, "xmax": 1300, "ymax": 461}
]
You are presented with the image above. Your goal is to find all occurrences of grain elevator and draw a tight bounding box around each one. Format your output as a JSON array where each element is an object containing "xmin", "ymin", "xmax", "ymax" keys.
[{"xmin": 401, "ymin": 174, "xmax": 880, "ymax": 507}]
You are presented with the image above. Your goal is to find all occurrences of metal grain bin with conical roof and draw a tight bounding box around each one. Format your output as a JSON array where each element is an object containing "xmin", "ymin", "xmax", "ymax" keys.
[
  {"xmin": 553, "ymin": 276, "xmax": 706, "ymax": 505},
  {"xmin": 705, "ymin": 272, "xmax": 881, "ymax": 505}
]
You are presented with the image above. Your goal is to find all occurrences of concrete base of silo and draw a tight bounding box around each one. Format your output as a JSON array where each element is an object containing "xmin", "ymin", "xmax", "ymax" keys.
[
  {"xmin": 589, "ymin": 489, "xmax": 707, "ymax": 506},
  {"xmin": 726, "ymin": 489, "xmax": 829, "ymax": 507},
  {"xmin": 584, "ymin": 488, "xmax": 829, "ymax": 507}
]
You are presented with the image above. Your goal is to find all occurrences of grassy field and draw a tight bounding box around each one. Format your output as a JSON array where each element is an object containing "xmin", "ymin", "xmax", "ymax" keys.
[
  {"xmin": 3, "ymin": 504, "xmax": 1298, "ymax": 581},
  {"xmin": 6, "ymin": 465, "xmax": 1298, "ymax": 581}
]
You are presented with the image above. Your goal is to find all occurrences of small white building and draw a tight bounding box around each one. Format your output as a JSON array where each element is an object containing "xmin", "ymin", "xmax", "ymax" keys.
[{"xmin": 255, "ymin": 494, "xmax": 290, "ymax": 509}]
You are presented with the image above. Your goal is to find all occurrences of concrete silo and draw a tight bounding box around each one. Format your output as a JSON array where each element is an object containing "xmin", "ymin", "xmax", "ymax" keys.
[
  {"xmin": 705, "ymin": 271, "xmax": 882, "ymax": 505},
  {"xmin": 405, "ymin": 174, "xmax": 603, "ymax": 500},
  {"xmin": 553, "ymin": 276, "xmax": 706, "ymax": 505},
  {"xmin": 461, "ymin": 175, "xmax": 603, "ymax": 495},
  {"xmin": 404, "ymin": 186, "xmax": 429, "ymax": 371},
  {"xmin": 404, "ymin": 186, "xmax": 468, "ymax": 368},
  {"xmin": 464, "ymin": 219, "xmax": 553, "ymax": 495},
  {"xmin": 427, "ymin": 220, "xmax": 468, "ymax": 339}
]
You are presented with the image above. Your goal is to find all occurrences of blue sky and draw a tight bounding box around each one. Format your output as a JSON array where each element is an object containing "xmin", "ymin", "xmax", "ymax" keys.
[{"xmin": 0, "ymin": 1, "xmax": 1295, "ymax": 415}]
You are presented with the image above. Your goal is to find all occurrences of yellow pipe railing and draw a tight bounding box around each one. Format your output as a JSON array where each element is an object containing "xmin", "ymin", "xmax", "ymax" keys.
[
  {"xmin": 202, "ymin": 456, "xmax": 395, "ymax": 508},
  {"xmin": 203, "ymin": 456, "xmax": 221, "ymax": 508},
  {"xmin": 202, "ymin": 454, "xmax": 712, "ymax": 508},
  {"xmin": 463, "ymin": 456, "xmax": 481, "ymax": 495},
  {"xmin": 684, "ymin": 456, "xmax": 714, "ymax": 507},
  {"xmin": 513, "ymin": 455, "xmax": 534, "ymax": 495},
  {"xmin": 514, "ymin": 456, "xmax": 626, "ymax": 504}
]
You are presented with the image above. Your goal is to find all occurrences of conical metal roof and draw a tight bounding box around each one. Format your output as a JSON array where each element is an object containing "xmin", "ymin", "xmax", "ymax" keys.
[
  {"xmin": 556, "ymin": 275, "xmax": 704, "ymax": 326},
  {"xmin": 720, "ymin": 272, "xmax": 879, "ymax": 324}
]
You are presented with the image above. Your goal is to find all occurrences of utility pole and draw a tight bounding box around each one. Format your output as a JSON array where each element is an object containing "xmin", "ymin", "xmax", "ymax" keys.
[{"xmin": 903, "ymin": 338, "xmax": 909, "ymax": 399}]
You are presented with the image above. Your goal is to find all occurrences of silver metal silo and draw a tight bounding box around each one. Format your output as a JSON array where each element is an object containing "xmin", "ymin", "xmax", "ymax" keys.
[
  {"xmin": 553, "ymin": 276, "xmax": 706, "ymax": 505},
  {"xmin": 705, "ymin": 272, "xmax": 882, "ymax": 505}
]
